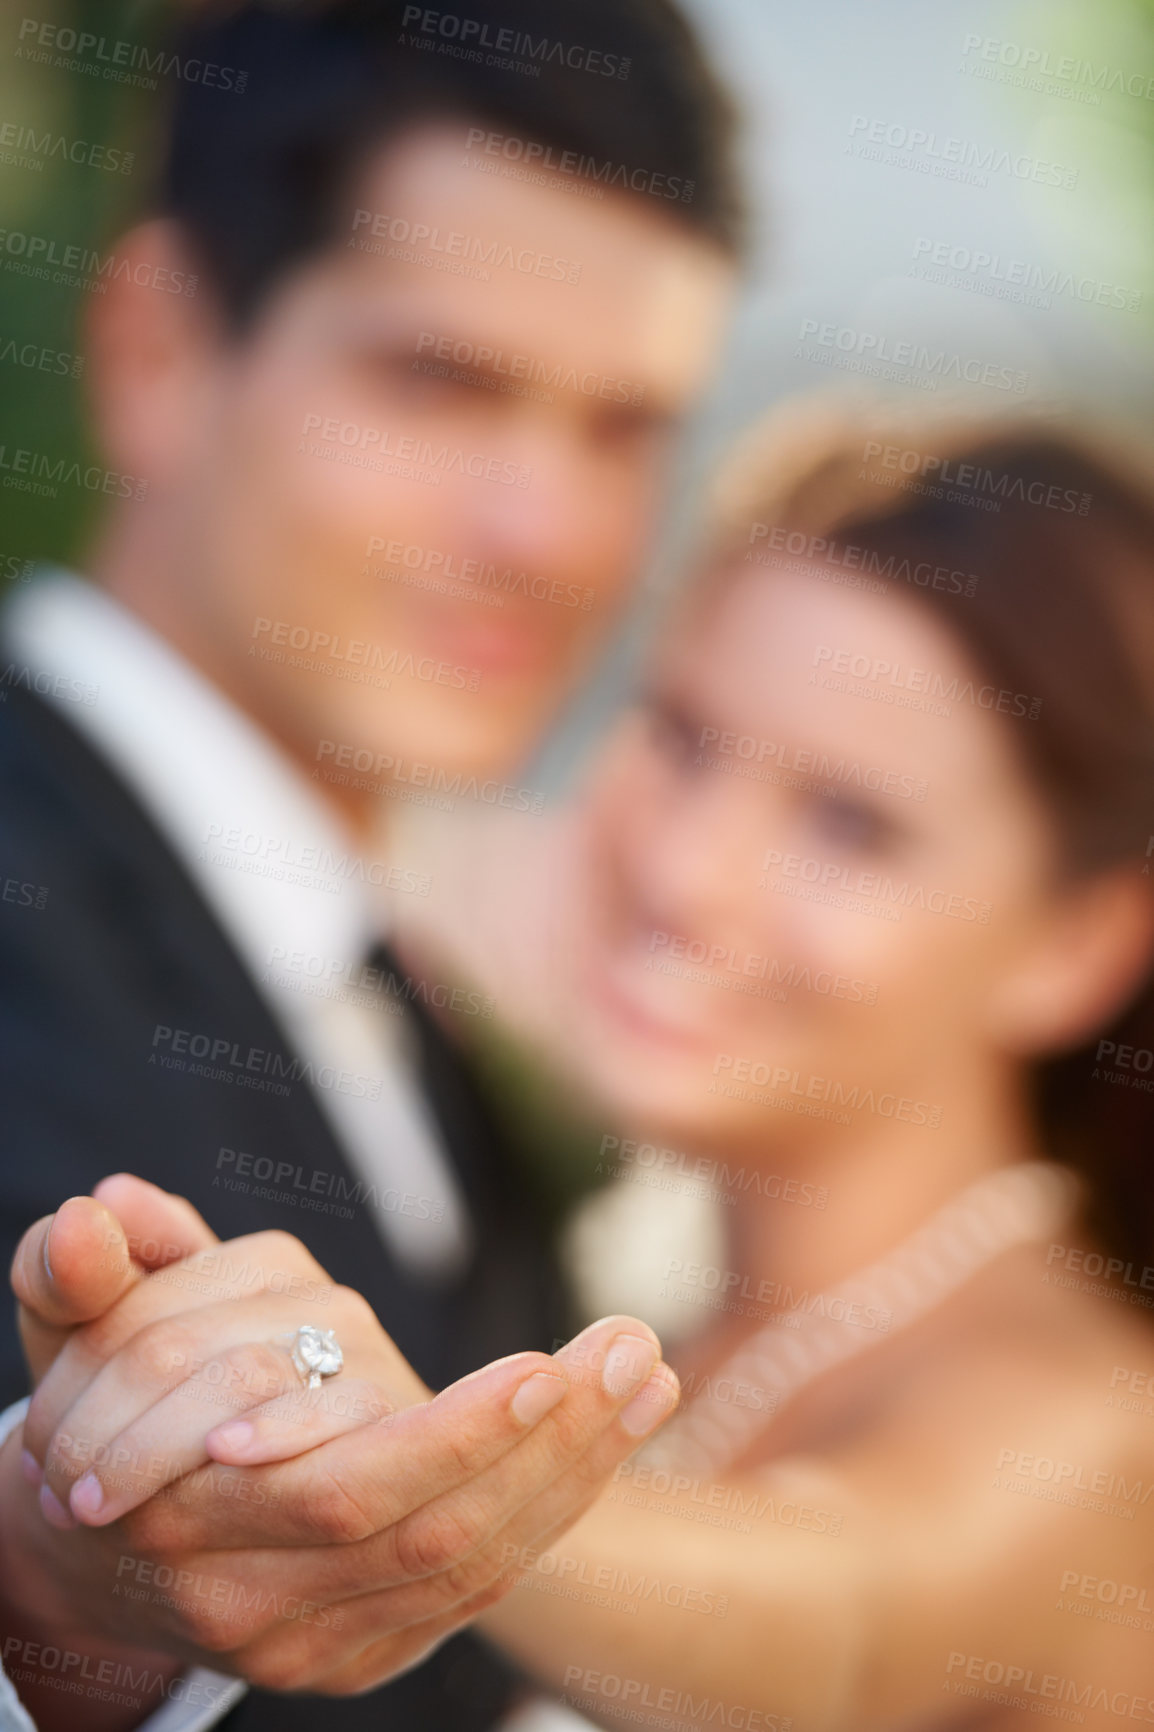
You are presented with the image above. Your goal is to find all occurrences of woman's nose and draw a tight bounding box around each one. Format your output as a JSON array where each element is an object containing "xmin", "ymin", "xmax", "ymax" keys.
[{"xmin": 624, "ymin": 773, "xmax": 767, "ymax": 943}]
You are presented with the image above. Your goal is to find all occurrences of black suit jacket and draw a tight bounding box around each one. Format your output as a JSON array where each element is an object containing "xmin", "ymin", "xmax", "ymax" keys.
[{"xmin": 0, "ymin": 678, "xmax": 567, "ymax": 1730}]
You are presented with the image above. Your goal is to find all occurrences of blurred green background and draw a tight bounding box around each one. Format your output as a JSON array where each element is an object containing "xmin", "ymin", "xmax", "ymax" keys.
[{"xmin": 0, "ymin": 0, "xmax": 166, "ymax": 575}]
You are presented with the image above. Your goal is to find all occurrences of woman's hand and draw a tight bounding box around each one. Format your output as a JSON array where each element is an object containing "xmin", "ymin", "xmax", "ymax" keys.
[{"xmin": 7, "ymin": 1179, "xmax": 680, "ymax": 1695}]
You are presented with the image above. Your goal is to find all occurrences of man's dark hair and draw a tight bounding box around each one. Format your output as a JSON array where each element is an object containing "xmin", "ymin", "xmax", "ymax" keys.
[{"xmin": 159, "ymin": 0, "xmax": 743, "ymax": 329}]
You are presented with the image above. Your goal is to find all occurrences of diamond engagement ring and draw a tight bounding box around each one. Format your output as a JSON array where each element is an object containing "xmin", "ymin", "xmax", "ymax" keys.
[{"xmin": 287, "ymin": 1324, "xmax": 344, "ymax": 1390}]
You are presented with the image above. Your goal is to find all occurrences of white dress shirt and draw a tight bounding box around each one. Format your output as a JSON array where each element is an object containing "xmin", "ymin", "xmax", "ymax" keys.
[
  {"xmin": 0, "ymin": 572, "xmax": 592, "ymax": 1732},
  {"xmin": 0, "ymin": 571, "xmax": 471, "ymax": 1732}
]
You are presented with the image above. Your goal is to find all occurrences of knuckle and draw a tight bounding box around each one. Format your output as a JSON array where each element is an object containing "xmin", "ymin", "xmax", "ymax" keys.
[
  {"xmin": 331, "ymin": 1285, "xmax": 377, "ymax": 1332},
  {"xmin": 305, "ymin": 1473, "xmax": 377, "ymax": 1544},
  {"xmin": 439, "ymin": 1422, "xmax": 494, "ymax": 1481},
  {"xmin": 393, "ymin": 1501, "xmax": 479, "ymax": 1580},
  {"xmin": 126, "ymin": 1316, "xmax": 200, "ymax": 1386},
  {"xmin": 250, "ymin": 1229, "xmax": 315, "ymax": 1278},
  {"xmin": 537, "ymin": 1397, "xmax": 587, "ymax": 1464},
  {"xmin": 211, "ymin": 1342, "xmax": 286, "ymax": 1407}
]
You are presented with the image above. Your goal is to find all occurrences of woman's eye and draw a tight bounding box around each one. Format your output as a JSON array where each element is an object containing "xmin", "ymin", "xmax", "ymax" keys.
[
  {"xmin": 643, "ymin": 700, "xmax": 700, "ymax": 768},
  {"xmin": 808, "ymin": 795, "xmax": 892, "ymax": 853}
]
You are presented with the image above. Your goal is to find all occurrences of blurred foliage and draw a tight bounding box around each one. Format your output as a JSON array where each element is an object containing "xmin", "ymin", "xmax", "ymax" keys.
[
  {"xmin": 0, "ymin": 0, "xmax": 170, "ymax": 580},
  {"xmin": 1002, "ymin": 0, "xmax": 1154, "ymax": 330}
]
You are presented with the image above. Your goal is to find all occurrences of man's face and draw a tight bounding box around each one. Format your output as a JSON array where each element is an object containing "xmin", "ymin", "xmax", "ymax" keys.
[{"xmin": 159, "ymin": 124, "xmax": 732, "ymax": 788}]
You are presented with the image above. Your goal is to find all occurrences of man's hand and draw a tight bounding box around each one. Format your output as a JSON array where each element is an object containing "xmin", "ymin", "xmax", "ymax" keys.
[{"xmin": 6, "ymin": 1179, "xmax": 678, "ymax": 1698}]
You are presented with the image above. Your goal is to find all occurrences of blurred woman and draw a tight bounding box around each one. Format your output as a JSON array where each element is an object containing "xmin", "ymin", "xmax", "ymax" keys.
[{"xmin": 424, "ymin": 404, "xmax": 1154, "ymax": 1730}]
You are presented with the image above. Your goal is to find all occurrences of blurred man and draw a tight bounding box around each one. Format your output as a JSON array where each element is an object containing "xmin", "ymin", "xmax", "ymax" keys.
[{"xmin": 0, "ymin": 1, "xmax": 740, "ymax": 1727}]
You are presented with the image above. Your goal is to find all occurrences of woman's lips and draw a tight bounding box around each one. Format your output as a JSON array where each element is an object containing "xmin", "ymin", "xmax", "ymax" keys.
[{"xmin": 586, "ymin": 934, "xmax": 725, "ymax": 1053}]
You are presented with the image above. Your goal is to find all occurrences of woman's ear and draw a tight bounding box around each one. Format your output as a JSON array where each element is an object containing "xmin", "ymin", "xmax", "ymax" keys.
[{"xmin": 987, "ymin": 867, "xmax": 1154, "ymax": 1055}]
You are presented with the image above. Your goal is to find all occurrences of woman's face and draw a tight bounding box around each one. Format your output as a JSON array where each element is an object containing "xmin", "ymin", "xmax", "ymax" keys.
[{"xmin": 573, "ymin": 559, "xmax": 1061, "ymax": 1147}]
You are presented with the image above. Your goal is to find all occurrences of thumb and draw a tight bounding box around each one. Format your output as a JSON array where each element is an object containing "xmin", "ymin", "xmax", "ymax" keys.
[{"xmin": 11, "ymin": 1175, "xmax": 218, "ymax": 1385}]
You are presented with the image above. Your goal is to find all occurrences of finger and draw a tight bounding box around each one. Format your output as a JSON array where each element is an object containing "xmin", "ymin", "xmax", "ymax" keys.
[
  {"xmin": 13, "ymin": 1182, "xmax": 218, "ymax": 1388},
  {"xmin": 67, "ymin": 1344, "xmax": 337, "ymax": 1527},
  {"xmin": 73, "ymin": 1370, "xmax": 397, "ymax": 1527},
  {"xmin": 91, "ymin": 1174, "xmax": 220, "ymax": 1269},
  {"xmin": 37, "ymin": 1288, "xmax": 401, "ymax": 1517},
  {"xmin": 226, "ymin": 1371, "xmax": 679, "ymax": 1694},
  {"xmin": 316, "ymin": 1363, "xmax": 682, "ymax": 1624},
  {"xmin": 118, "ymin": 1366, "xmax": 676, "ymax": 1677},
  {"xmin": 140, "ymin": 1315, "xmax": 664, "ymax": 1556},
  {"xmin": 204, "ymin": 1377, "xmax": 399, "ymax": 1468},
  {"xmin": 24, "ymin": 1229, "xmax": 336, "ymax": 1464}
]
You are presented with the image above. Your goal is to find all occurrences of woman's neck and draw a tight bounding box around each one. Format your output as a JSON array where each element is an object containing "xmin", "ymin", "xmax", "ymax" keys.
[{"xmin": 723, "ymin": 1065, "xmax": 1043, "ymax": 1299}]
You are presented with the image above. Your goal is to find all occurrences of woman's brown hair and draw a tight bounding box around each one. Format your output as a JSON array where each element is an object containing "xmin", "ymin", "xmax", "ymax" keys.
[{"xmin": 706, "ymin": 397, "xmax": 1154, "ymax": 1271}]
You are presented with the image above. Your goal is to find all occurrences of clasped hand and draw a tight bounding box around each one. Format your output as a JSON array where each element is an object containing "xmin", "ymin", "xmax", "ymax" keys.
[{"xmin": 5, "ymin": 1176, "xmax": 677, "ymax": 1695}]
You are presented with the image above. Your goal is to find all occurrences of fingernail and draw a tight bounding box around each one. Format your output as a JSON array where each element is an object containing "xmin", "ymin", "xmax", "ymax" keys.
[
  {"xmin": 206, "ymin": 1419, "xmax": 254, "ymax": 1458},
  {"xmin": 601, "ymin": 1333, "xmax": 659, "ymax": 1398},
  {"xmin": 70, "ymin": 1473, "xmax": 104, "ymax": 1519},
  {"xmin": 39, "ymin": 1483, "xmax": 77, "ymax": 1529},
  {"xmin": 42, "ymin": 1222, "xmax": 54, "ymax": 1284},
  {"xmin": 20, "ymin": 1450, "xmax": 43, "ymax": 1490},
  {"xmin": 619, "ymin": 1369, "xmax": 681, "ymax": 1438},
  {"xmin": 510, "ymin": 1372, "xmax": 567, "ymax": 1427}
]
